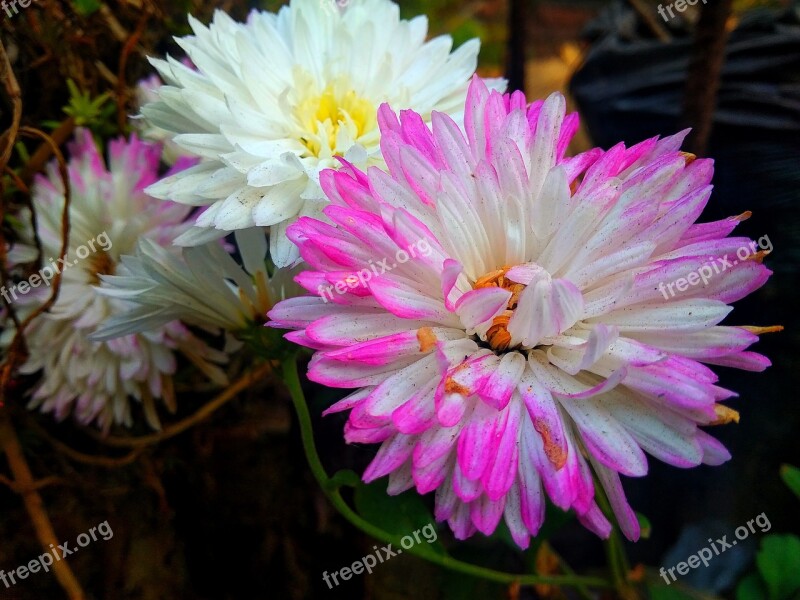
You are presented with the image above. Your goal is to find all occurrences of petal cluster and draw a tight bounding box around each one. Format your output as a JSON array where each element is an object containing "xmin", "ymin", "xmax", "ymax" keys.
[
  {"xmin": 269, "ymin": 77, "xmax": 773, "ymax": 547},
  {"xmin": 93, "ymin": 228, "xmax": 302, "ymax": 337},
  {"xmin": 8, "ymin": 131, "xmax": 226, "ymax": 431},
  {"xmin": 142, "ymin": 0, "xmax": 494, "ymax": 265}
]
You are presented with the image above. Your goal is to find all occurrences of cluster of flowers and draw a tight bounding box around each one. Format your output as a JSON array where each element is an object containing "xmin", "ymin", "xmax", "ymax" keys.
[{"xmin": 1, "ymin": 0, "xmax": 774, "ymax": 547}]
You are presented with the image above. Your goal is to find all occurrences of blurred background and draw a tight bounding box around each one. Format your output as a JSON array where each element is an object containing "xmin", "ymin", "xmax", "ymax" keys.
[{"xmin": 1, "ymin": 0, "xmax": 799, "ymax": 598}]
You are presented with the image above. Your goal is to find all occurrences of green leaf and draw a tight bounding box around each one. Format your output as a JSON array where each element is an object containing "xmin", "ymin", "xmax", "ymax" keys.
[
  {"xmin": 239, "ymin": 323, "xmax": 298, "ymax": 361},
  {"xmin": 648, "ymin": 582, "xmax": 710, "ymax": 600},
  {"xmin": 756, "ymin": 534, "xmax": 800, "ymax": 599},
  {"xmin": 637, "ymin": 511, "xmax": 652, "ymax": 539},
  {"xmin": 72, "ymin": 0, "xmax": 102, "ymax": 15},
  {"xmin": 353, "ymin": 478, "xmax": 445, "ymax": 557},
  {"xmin": 780, "ymin": 464, "xmax": 800, "ymax": 500},
  {"xmin": 737, "ymin": 572, "xmax": 769, "ymax": 600}
]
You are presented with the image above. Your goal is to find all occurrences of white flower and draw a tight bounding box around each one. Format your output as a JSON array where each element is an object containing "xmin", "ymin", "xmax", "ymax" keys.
[
  {"xmin": 133, "ymin": 72, "xmax": 193, "ymax": 166},
  {"xmin": 142, "ymin": 0, "xmax": 500, "ymax": 266},
  {"xmin": 92, "ymin": 228, "xmax": 301, "ymax": 338},
  {"xmin": 8, "ymin": 130, "xmax": 227, "ymax": 431}
]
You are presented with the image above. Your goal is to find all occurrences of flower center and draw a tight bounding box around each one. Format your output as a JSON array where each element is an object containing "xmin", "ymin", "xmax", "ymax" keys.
[
  {"xmin": 474, "ymin": 267, "xmax": 525, "ymax": 352},
  {"xmin": 295, "ymin": 82, "xmax": 376, "ymax": 158},
  {"xmin": 87, "ymin": 251, "xmax": 116, "ymax": 284}
]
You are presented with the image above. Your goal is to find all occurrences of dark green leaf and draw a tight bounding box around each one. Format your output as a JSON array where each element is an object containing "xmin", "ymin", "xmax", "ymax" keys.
[
  {"xmin": 737, "ymin": 572, "xmax": 769, "ymax": 600},
  {"xmin": 72, "ymin": 0, "xmax": 102, "ymax": 15},
  {"xmin": 353, "ymin": 478, "xmax": 445, "ymax": 557},
  {"xmin": 637, "ymin": 511, "xmax": 652, "ymax": 539},
  {"xmin": 780, "ymin": 464, "xmax": 800, "ymax": 500},
  {"xmin": 756, "ymin": 534, "xmax": 800, "ymax": 599},
  {"xmin": 648, "ymin": 580, "xmax": 725, "ymax": 600}
]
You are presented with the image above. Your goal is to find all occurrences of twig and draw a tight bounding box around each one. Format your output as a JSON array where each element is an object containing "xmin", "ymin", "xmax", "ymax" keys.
[
  {"xmin": 0, "ymin": 413, "xmax": 87, "ymax": 600},
  {"xmin": 116, "ymin": 10, "xmax": 150, "ymax": 133},
  {"xmin": 0, "ymin": 38, "xmax": 24, "ymax": 360},
  {"xmin": 25, "ymin": 417, "xmax": 145, "ymax": 468},
  {"xmin": 19, "ymin": 116, "xmax": 75, "ymax": 185},
  {"xmin": 505, "ymin": 0, "xmax": 526, "ymax": 92},
  {"xmin": 680, "ymin": 0, "xmax": 734, "ymax": 155},
  {"xmin": 0, "ymin": 127, "xmax": 72, "ymax": 405},
  {"xmin": 87, "ymin": 362, "xmax": 274, "ymax": 448},
  {"xmin": 628, "ymin": 0, "xmax": 672, "ymax": 43},
  {"xmin": 0, "ymin": 473, "xmax": 66, "ymax": 493}
]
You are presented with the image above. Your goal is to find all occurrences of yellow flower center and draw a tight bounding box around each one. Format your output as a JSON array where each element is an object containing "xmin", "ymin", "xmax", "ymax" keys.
[
  {"xmin": 295, "ymin": 83, "xmax": 376, "ymax": 158},
  {"xmin": 474, "ymin": 267, "xmax": 525, "ymax": 352},
  {"xmin": 87, "ymin": 251, "xmax": 116, "ymax": 284}
]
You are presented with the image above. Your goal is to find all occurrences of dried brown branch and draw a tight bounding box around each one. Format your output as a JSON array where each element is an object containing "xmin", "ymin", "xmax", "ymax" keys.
[
  {"xmin": 0, "ymin": 414, "xmax": 87, "ymax": 600},
  {"xmin": 19, "ymin": 116, "xmax": 76, "ymax": 185},
  {"xmin": 0, "ymin": 38, "xmax": 87, "ymax": 600},
  {"xmin": 88, "ymin": 361, "xmax": 275, "ymax": 448},
  {"xmin": 25, "ymin": 416, "xmax": 146, "ymax": 468},
  {"xmin": 680, "ymin": 0, "xmax": 734, "ymax": 155},
  {"xmin": 1, "ymin": 126, "xmax": 72, "ymax": 404},
  {"xmin": 116, "ymin": 10, "xmax": 150, "ymax": 132},
  {"xmin": 0, "ymin": 473, "xmax": 66, "ymax": 493},
  {"xmin": 0, "ymin": 38, "xmax": 24, "ymax": 358}
]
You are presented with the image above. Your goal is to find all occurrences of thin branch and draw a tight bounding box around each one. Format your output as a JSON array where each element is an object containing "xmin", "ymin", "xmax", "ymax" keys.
[
  {"xmin": 0, "ymin": 37, "xmax": 24, "ymax": 363},
  {"xmin": 0, "ymin": 413, "xmax": 87, "ymax": 600},
  {"xmin": 0, "ymin": 473, "xmax": 66, "ymax": 493},
  {"xmin": 116, "ymin": 10, "xmax": 150, "ymax": 133},
  {"xmin": 25, "ymin": 417, "xmax": 145, "ymax": 468},
  {"xmin": 0, "ymin": 127, "xmax": 72, "ymax": 405},
  {"xmin": 505, "ymin": 0, "xmax": 526, "ymax": 93},
  {"xmin": 87, "ymin": 361, "xmax": 274, "ymax": 448},
  {"xmin": 680, "ymin": 0, "xmax": 734, "ymax": 155}
]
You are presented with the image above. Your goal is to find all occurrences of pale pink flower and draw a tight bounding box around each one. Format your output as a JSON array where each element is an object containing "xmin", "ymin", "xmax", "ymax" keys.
[
  {"xmin": 6, "ymin": 131, "xmax": 226, "ymax": 431},
  {"xmin": 268, "ymin": 78, "xmax": 773, "ymax": 547}
]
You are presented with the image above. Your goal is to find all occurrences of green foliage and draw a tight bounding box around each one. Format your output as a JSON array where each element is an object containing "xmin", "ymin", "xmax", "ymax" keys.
[
  {"xmin": 755, "ymin": 535, "xmax": 800, "ymax": 599},
  {"xmin": 736, "ymin": 572, "xmax": 769, "ymax": 600},
  {"xmin": 637, "ymin": 511, "xmax": 652, "ymax": 540},
  {"xmin": 735, "ymin": 535, "xmax": 800, "ymax": 600},
  {"xmin": 72, "ymin": 0, "xmax": 103, "ymax": 16},
  {"xmin": 648, "ymin": 582, "xmax": 719, "ymax": 600},
  {"xmin": 49, "ymin": 79, "xmax": 117, "ymax": 137},
  {"xmin": 780, "ymin": 464, "xmax": 800, "ymax": 500},
  {"xmin": 440, "ymin": 557, "xmax": 507, "ymax": 600},
  {"xmin": 239, "ymin": 322, "xmax": 299, "ymax": 361},
  {"xmin": 353, "ymin": 478, "xmax": 445, "ymax": 558}
]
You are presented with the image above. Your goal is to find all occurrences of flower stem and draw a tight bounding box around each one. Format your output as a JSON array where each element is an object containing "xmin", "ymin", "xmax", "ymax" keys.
[
  {"xmin": 280, "ymin": 357, "xmax": 614, "ymax": 591},
  {"xmin": 594, "ymin": 480, "xmax": 635, "ymax": 597}
]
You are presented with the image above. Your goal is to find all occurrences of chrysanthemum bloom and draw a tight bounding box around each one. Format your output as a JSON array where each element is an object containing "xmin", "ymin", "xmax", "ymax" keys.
[
  {"xmin": 8, "ymin": 130, "xmax": 226, "ymax": 431},
  {"xmin": 268, "ymin": 77, "xmax": 774, "ymax": 547},
  {"xmin": 142, "ymin": 0, "xmax": 500, "ymax": 266},
  {"xmin": 133, "ymin": 69, "xmax": 194, "ymax": 166},
  {"xmin": 92, "ymin": 228, "xmax": 302, "ymax": 338}
]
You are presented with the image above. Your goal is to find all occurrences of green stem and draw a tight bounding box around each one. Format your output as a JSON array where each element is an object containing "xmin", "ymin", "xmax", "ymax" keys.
[
  {"xmin": 594, "ymin": 480, "xmax": 632, "ymax": 592},
  {"xmin": 281, "ymin": 357, "xmax": 614, "ymax": 591}
]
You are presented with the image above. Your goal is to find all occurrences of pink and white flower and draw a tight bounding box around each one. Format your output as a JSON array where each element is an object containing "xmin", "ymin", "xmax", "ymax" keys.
[
  {"xmin": 268, "ymin": 77, "xmax": 773, "ymax": 547},
  {"xmin": 6, "ymin": 131, "xmax": 226, "ymax": 431}
]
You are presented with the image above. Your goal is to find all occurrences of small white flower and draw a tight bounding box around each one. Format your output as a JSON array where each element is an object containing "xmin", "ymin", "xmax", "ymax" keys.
[{"xmin": 93, "ymin": 228, "xmax": 301, "ymax": 337}]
